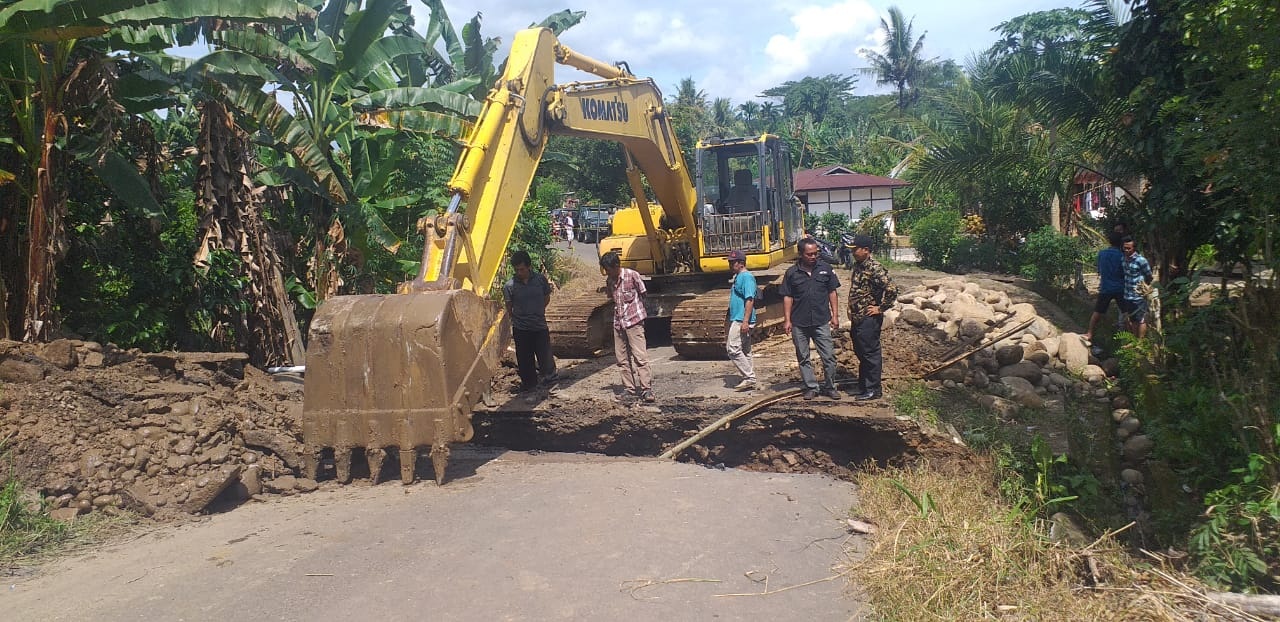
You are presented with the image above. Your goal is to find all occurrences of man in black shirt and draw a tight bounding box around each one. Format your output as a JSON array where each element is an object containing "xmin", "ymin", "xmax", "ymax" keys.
[
  {"xmin": 503, "ymin": 251, "xmax": 557, "ymax": 397},
  {"xmin": 780, "ymin": 238, "xmax": 842, "ymax": 400}
]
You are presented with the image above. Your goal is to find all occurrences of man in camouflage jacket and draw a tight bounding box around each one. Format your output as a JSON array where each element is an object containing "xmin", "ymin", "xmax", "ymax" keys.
[{"xmin": 846, "ymin": 235, "xmax": 897, "ymax": 400}]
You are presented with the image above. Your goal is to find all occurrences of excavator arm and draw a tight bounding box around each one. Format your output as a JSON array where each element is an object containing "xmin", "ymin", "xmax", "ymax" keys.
[
  {"xmin": 302, "ymin": 28, "xmax": 697, "ymax": 486},
  {"xmin": 407, "ymin": 27, "xmax": 697, "ymax": 294}
]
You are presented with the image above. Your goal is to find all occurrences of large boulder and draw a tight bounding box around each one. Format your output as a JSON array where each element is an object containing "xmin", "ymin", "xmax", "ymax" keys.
[
  {"xmin": 1028, "ymin": 317, "xmax": 1057, "ymax": 339},
  {"xmin": 962, "ymin": 302, "xmax": 997, "ymax": 323},
  {"xmin": 967, "ymin": 370, "xmax": 991, "ymax": 388},
  {"xmin": 999, "ymin": 361, "xmax": 1043, "ymax": 384},
  {"xmin": 900, "ymin": 307, "xmax": 932, "ymax": 327},
  {"xmin": 1010, "ymin": 302, "xmax": 1038, "ymax": 319},
  {"xmin": 935, "ymin": 366, "xmax": 967, "ymax": 383},
  {"xmin": 1082, "ymin": 364, "xmax": 1107, "ymax": 384},
  {"xmin": 1000, "ymin": 377, "xmax": 1045, "ymax": 409},
  {"xmin": 882, "ymin": 308, "xmax": 899, "ymax": 329},
  {"xmin": 1057, "ymin": 333, "xmax": 1090, "ymax": 373},
  {"xmin": 40, "ymin": 339, "xmax": 79, "ymax": 370},
  {"xmin": 0, "ymin": 358, "xmax": 45, "ymax": 383},
  {"xmin": 976, "ymin": 394, "xmax": 1022, "ymax": 418},
  {"xmin": 995, "ymin": 345, "xmax": 1024, "ymax": 367},
  {"xmin": 958, "ymin": 318, "xmax": 987, "ymax": 339},
  {"xmin": 1039, "ymin": 337, "xmax": 1060, "ymax": 358}
]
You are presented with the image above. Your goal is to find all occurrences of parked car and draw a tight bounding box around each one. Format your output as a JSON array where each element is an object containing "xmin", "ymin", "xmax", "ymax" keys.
[{"xmin": 576, "ymin": 204, "xmax": 615, "ymax": 243}]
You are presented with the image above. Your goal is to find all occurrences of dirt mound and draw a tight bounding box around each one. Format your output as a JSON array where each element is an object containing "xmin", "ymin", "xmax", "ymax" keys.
[{"xmin": 0, "ymin": 339, "xmax": 305, "ymax": 521}]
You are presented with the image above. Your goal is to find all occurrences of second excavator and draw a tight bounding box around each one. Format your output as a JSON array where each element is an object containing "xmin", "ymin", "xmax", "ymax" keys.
[{"xmin": 301, "ymin": 27, "xmax": 806, "ymax": 486}]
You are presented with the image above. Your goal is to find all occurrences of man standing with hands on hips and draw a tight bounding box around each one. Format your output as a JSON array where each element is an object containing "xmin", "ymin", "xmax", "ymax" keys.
[
  {"xmin": 780, "ymin": 238, "xmax": 842, "ymax": 400},
  {"xmin": 846, "ymin": 234, "xmax": 897, "ymax": 401},
  {"xmin": 725, "ymin": 250, "xmax": 757, "ymax": 391}
]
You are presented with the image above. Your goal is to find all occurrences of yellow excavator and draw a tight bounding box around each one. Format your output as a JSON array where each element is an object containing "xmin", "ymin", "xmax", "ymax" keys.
[{"xmin": 301, "ymin": 28, "xmax": 804, "ymax": 486}]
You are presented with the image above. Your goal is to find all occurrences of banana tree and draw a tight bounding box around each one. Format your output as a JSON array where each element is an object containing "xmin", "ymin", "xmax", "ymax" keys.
[
  {"xmin": 0, "ymin": 0, "xmax": 315, "ymax": 341},
  {"xmin": 184, "ymin": 0, "xmax": 583, "ymax": 300}
]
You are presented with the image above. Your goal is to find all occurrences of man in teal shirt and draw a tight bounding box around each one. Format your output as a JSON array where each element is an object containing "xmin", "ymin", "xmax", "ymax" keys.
[{"xmin": 725, "ymin": 250, "xmax": 757, "ymax": 391}]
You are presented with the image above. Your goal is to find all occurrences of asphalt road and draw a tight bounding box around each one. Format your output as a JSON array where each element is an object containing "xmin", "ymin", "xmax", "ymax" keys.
[{"xmin": 7, "ymin": 450, "xmax": 866, "ymax": 621}]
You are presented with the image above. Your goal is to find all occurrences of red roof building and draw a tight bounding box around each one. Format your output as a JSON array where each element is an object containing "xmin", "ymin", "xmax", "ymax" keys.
[{"xmin": 794, "ymin": 166, "xmax": 909, "ymax": 233}]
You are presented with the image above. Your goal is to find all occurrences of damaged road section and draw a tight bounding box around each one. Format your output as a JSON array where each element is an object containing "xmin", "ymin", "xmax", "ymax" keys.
[{"xmin": 473, "ymin": 397, "xmax": 971, "ymax": 481}]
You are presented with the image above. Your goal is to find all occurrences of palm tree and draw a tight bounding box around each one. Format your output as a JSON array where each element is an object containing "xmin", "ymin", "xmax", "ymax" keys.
[
  {"xmin": 859, "ymin": 6, "xmax": 930, "ymax": 111},
  {"xmin": 672, "ymin": 77, "xmax": 708, "ymax": 109},
  {"xmin": 737, "ymin": 101, "xmax": 760, "ymax": 133},
  {"xmin": 709, "ymin": 97, "xmax": 735, "ymax": 136},
  {"xmin": 759, "ymin": 101, "xmax": 781, "ymax": 131}
]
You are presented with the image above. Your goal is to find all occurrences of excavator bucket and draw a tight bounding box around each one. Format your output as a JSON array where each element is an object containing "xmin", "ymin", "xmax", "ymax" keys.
[{"xmin": 301, "ymin": 289, "xmax": 509, "ymax": 485}]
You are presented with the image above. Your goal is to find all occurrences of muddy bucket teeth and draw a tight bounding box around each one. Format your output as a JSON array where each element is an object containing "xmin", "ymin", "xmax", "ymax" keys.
[{"xmin": 302, "ymin": 290, "xmax": 510, "ymax": 485}]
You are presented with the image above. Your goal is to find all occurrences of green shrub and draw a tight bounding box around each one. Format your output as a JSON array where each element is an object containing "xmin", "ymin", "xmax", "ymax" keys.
[
  {"xmin": 1116, "ymin": 284, "xmax": 1280, "ymax": 591},
  {"xmin": 951, "ymin": 237, "xmax": 1008, "ymax": 273},
  {"xmin": 855, "ymin": 207, "xmax": 891, "ymax": 254},
  {"xmin": 910, "ymin": 209, "xmax": 963, "ymax": 270},
  {"xmin": 1019, "ymin": 226, "xmax": 1086, "ymax": 288}
]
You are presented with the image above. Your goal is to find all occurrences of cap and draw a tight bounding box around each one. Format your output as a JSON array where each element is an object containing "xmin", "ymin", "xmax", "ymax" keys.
[
  {"xmin": 850, "ymin": 234, "xmax": 874, "ymax": 249},
  {"xmin": 726, "ymin": 250, "xmax": 747, "ymax": 263}
]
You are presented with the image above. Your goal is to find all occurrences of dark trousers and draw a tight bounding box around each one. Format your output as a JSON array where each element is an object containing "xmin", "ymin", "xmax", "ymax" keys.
[
  {"xmin": 513, "ymin": 328, "xmax": 555, "ymax": 390},
  {"xmin": 852, "ymin": 315, "xmax": 884, "ymax": 394}
]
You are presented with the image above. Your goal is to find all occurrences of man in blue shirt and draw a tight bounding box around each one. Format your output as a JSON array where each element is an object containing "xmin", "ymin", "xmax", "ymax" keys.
[
  {"xmin": 1121, "ymin": 236, "xmax": 1154, "ymax": 339},
  {"xmin": 1084, "ymin": 231, "xmax": 1125, "ymax": 344},
  {"xmin": 725, "ymin": 250, "xmax": 757, "ymax": 391}
]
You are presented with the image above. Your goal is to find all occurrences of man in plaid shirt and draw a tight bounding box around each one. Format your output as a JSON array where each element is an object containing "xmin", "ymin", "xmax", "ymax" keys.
[
  {"xmin": 601, "ymin": 251, "xmax": 654, "ymax": 403},
  {"xmin": 1121, "ymin": 236, "xmax": 1154, "ymax": 339}
]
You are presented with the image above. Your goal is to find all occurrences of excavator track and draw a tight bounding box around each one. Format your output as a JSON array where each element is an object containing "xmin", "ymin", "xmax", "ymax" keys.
[
  {"xmin": 671, "ymin": 284, "xmax": 786, "ymax": 359},
  {"xmin": 547, "ymin": 291, "xmax": 614, "ymax": 358}
]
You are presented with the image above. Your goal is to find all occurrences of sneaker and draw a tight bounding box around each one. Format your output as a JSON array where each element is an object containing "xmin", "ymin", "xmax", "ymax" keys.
[
  {"xmin": 539, "ymin": 372, "xmax": 560, "ymax": 386},
  {"xmin": 615, "ymin": 392, "xmax": 635, "ymax": 406},
  {"xmin": 732, "ymin": 379, "xmax": 757, "ymax": 392},
  {"xmin": 853, "ymin": 391, "xmax": 882, "ymax": 402},
  {"xmin": 820, "ymin": 387, "xmax": 841, "ymax": 400},
  {"xmin": 641, "ymin": 390, "xmax": 656, "ymax": 403},
  {"xmin": 802, "ymin": 388, "xmax": 817, "ymax": 400}
]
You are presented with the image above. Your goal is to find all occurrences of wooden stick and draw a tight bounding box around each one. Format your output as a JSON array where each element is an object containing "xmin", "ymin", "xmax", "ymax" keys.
[
  {"xmin": 938, "ymin": 312, "xmax": 1015, "ymax": 360},
  {"xmin": 921, "ymin": 317, "xmax": 1036, "ymax": 379},
  {"xmin": 659, "ymin": 388, "xmax": 803, "ymax": 460},
  {"xmin": 1205, "ymin": 592, "xmax": 1280, "ymax": 618}
]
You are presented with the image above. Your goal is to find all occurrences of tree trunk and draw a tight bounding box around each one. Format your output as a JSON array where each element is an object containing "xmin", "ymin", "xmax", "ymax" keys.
[
  {"xmin": 194, "ymin": 102, "xmax": 305, "ymax": 367},
  {"xmin": 22, "ymin": 107, "xmax": 68, "ymax": 342}
]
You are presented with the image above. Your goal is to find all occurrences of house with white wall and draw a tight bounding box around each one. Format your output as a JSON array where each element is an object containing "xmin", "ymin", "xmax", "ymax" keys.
[{"xmin": 794, "ymin": 166, "xmax": 909, "ymax": 234}]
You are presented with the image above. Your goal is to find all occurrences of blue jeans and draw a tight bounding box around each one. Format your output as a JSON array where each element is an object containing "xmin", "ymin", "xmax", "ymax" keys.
[{"xmin": 791, "ymin": 324, "xmax": 837, "ymax": 391}]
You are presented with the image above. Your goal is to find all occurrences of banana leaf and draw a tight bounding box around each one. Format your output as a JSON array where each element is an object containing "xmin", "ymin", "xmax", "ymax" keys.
[{"xmin": 349, "ymin": 86, "xmax": 480, "ymax": 117}]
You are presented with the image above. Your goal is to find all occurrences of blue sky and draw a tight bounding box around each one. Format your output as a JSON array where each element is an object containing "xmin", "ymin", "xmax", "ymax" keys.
[{"xmin": 436, "ymin": 0, "xmax": 1079, "ymax": 103}]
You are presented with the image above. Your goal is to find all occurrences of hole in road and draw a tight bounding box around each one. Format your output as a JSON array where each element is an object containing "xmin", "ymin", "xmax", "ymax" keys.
[{"xmin": 471, "ymin": 402, "xmax": 940, "ymax": 480}]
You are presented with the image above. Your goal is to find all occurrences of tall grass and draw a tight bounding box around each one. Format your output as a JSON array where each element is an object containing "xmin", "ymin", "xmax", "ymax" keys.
[{"xmin": 0, "ymin": 474, "xmax": 70, "ymax": 562}]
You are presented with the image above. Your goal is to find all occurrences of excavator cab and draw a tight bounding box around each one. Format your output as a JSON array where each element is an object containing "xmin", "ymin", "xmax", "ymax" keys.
[{"xmin": 695, "ymin": 136, "xmax": 801, "ymax": 258}]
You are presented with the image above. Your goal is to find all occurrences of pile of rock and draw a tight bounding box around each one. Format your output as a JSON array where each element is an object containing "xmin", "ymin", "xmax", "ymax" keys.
[
  {"xmin": 884, "ymin": 277, "xmax": 1121, "ymax": 414},
  {"xmin": 0, "ymin": 339, "xmax": 310, "ymax": 521},
  {"xmin": 887, "ymin": 277, "xmax": 1155, "ymax": 529}
]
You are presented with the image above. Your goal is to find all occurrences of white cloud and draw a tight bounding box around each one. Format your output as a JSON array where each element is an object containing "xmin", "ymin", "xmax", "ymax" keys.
[
  {"xmin": 419, "ymin": 0, "xmax": 1075, "ymax": 102},
  {"xmin": 761, "ymin": 1, "xmax": 878, "ymax": 84}
]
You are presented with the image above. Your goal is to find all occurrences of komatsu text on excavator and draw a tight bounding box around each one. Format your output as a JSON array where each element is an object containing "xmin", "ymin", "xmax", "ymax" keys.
[{"xmin": 301, "ymin": 28, "xmax": 804, "ymax": 485}]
